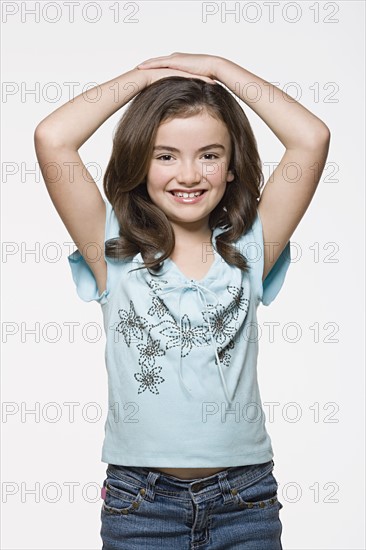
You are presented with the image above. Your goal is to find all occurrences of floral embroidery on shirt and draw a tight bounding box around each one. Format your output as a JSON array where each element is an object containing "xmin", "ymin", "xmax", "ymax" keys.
[
  {"xmin": 115, "ymin": 300, "xmax": 149, "ymax": 346},
  {"xmin": 226, "ymin": 285, "xmax": 250, "ymax": 320},
  {"xmin": 159, "ymin": 314, "xmax": 211, "ymax": 358},
  {"xmin": 113, "ymin": 282, "xmax": 250, "ymax": 396},
  {"xmin": 202, "ymin": 302, "xmax": 237, "ymax": 345},
  {"xmin": 215, "ymin": 340, "xmax": 235, "ymax": 367},
  {"xmin": 202, "ymin": 285, "xmax": 249, "ymax": 366},
  {"xmin": 134, "ymin": 364, "xmax": 165, "ymax": 395},
  {"xmin": 147, "ymin": 296, "xmax": 172, "ymax": 320},
  {"xmin": 146, "ymin": 278, "xmax": 169, "ymax": 292},
  {"xmin": 137, "ymin": 334, "xmax": 165, "ymax": 368},
  {"xmin": 146, "ymin": 278, "xmax": 176, "ymax": 321}
]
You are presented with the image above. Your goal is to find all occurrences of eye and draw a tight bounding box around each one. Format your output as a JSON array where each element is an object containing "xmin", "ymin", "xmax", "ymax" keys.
[
  {"xmin": 202, "ymin": 153, "xmax": 219, "ymax": 160},
  {"xmin": 157, "ymin": 154, "xmax": 174, "ymax": 161}
]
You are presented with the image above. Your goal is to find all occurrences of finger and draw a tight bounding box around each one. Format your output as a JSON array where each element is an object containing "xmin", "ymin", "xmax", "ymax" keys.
[
  {"xmin": 136, "ymin": 62, "xmax": 169, "ymax": 69},
  {"xmin": 136, "ymin": 56, "xmax": 171, "ymax": 67},
  {"xmin": 141, "ymin": 53, "xmax": 178, "ymax": 63}
]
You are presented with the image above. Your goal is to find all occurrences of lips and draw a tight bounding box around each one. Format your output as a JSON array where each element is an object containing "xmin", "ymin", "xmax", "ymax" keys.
[
  {"xmin": 167, "ymin": 189, "xmax": 208, "ymax": 204},
  {"xmin": 168, "ymin": 190, "xmax": 207, "ymax": 197}
]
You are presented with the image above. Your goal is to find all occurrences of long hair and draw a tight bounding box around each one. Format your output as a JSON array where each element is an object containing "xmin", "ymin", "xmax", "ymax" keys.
[{"xmin": 103, "ymin": 76, "xmax": 264, "ymax": 273}]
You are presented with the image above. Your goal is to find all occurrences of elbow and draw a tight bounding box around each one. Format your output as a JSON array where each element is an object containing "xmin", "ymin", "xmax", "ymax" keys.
[
  {"xmin": 34, "ymin": 121, "xmax": 53, "ymax": 142},
  {"xmin": 34, "ymin": 123, "xmax": 48, "ymax": 149},
  {"xmin": 34, "ymin": 123, "xmax": 62, "ymax": 150},
  {"xmin": 319, "ymin": 125, "xmax": 331, "ymax": 155},
  {"xmin": 34, "ymin": 125, "xmax": 45, "ymax": 154},
  {"xmin": 319, "ymin": 123, "xmax": 331, "ymax": 143},
  {"xmin": 302, "ymin": 124, "xmax": 331, "ymax": 151},
  {"xmin": 313, "ymin": 122, "xmax": 331, "ymax": 145}
]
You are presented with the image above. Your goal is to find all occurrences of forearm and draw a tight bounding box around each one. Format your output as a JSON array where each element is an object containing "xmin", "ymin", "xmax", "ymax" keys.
[
  {"xmin": 34, "ymin": 69, "xmax": 147, "ymax": 150},
  {"xmin": 214, "ymin": 57, "xmax": 330, "ymax": 149}
]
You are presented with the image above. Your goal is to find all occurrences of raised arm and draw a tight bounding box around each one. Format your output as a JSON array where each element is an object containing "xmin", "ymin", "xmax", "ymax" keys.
[
  {"xmin": 136, "ymin": 53, "xmax": 331, "ymax": 281},
  {"xmin": 34, "ymin": 66, "xmax": 215, "ymax": 297},
  {"xmin": 213, "ymin": 57, "xmax": 330, "ymax": 280},
  {"xmin": 34, "ymin": 69, "xmax": 150, "ymax": 297}
]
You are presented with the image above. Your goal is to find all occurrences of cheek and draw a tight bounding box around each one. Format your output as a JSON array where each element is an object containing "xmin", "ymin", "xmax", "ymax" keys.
[
  {"xmin": 146, "ymin": 168, "xmax": 167, "ymax": 193},
  {"xmin": 203, "ymin": 161, "xmax": 231, "ymax": 184},
  {"xmin": 210, "ymin": 172, "xmax": 229, "ymax": 189}
]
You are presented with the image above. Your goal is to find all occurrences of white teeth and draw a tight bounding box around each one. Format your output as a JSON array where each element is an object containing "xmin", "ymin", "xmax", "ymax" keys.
[{"xmin": 172, "ymin": 191, "xmax": 203, "ymax": 198}]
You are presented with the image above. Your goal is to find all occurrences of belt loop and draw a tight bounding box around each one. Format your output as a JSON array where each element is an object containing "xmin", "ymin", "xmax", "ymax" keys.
[
  {"xmin": 217, "ymin": 470, "xmax": 235, "ymax": 504},
  {"xmin": 144, "ymin": 471, "xmax": 160, "ymax": 502}
]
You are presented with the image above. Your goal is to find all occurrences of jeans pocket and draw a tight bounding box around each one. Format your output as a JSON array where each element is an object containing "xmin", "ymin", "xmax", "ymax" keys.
[
  {"xmin": 233, "ymin": 470, "xmax": 281, "ymax": 511},
  {"xmin": 102, "ymin": 468, "xmax": 147, "ymax": 516}
]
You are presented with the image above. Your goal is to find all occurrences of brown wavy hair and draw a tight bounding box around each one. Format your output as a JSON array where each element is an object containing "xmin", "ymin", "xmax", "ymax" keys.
[{"xmin": 103, "ymin": 76, "xmax": 264, "ymax": 274}]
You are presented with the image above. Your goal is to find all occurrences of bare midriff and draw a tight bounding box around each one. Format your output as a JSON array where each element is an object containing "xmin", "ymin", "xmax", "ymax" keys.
[{"xmin": 149, "ymin": 467, "xmax": 229, "ymax": 480}]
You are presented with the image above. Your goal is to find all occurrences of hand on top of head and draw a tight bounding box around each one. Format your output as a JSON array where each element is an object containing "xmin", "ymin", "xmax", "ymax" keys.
[{"xmin": 135, "ymin": 52, "xmax": 219, "ymax": 86}]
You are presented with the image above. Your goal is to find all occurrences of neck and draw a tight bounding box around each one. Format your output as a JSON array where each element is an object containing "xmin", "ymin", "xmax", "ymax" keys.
[{"xmin": 170, "ymin": 220, "xmax": 213, "ymax": 249}]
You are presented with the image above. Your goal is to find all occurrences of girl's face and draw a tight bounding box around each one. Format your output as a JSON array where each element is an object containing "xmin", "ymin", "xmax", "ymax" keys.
[{"xmin": 146, "ymin": 109, "xmax": 235, "ymax": 232}]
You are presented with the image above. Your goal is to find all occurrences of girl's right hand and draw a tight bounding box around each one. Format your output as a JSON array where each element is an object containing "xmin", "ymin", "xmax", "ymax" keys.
[{"xmin": 135, "ymin": 67, "xmax": 216, "ymax": 88}]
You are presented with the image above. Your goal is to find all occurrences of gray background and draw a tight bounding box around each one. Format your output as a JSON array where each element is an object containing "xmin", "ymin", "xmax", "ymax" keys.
[{"xmin": 2, "ymin": 1, "xmax": 365, "ymax": 548}]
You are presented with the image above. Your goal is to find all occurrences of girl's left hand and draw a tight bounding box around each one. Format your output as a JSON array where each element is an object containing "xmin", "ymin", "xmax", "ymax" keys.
[{"xmin": 135, "ymin": 52, "xmax": 220, "ymax": 80}]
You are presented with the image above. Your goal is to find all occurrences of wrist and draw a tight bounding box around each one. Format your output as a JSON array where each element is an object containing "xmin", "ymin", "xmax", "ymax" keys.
[
  {"xmin": 212, "ymin": 56, "xmax": 231, "ymax": 82},
  {"xmin": 130, "ymin": 67, "xmax": 150, "ymax": 90}
]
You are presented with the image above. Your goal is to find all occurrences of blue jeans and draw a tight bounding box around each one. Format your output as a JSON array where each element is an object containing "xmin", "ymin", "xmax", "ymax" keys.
[{"xmin": 100, "ymin": 459, "xmax": 283, "ymax": 549}]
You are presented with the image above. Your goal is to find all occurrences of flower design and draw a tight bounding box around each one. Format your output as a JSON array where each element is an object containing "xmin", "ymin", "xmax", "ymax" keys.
[
  {"xmin": 134, "ymin": 365, "xmax": 165, "ymax": 395},
  {"xmin": 114, "ymin": 283, "xmax": 248, "ymax": 397},
  {"xmin": 147, "ymin": 296, "xmax": 171, "ymax": 319},
  {"xmin": 202, "ymin": 303, "xmax": 236, "ymax": 345},
  {"xmin": 218, "ymin": 350, "xmax": 232, "ymax": 367},
  {"xmin": 215, "ymin": 340, "xmax": 235, "ymax": 367},
  {"xmin": 159, "ymin": 315, "xmax": 211, "ymax": 357},
  {"xmin": 146, "ymin": 278, "xmax": 169, "ymax": 292},
  {"xmin": 137, "ymin": 334, "xmax": 165, "ymax": 368},
  {"xmin": 115, "ymin": 300, "xmax": 149, "ymax": 346},
  {"xmin": 227, "ymin": 285, "xmax": 250, "ymax": 320}
]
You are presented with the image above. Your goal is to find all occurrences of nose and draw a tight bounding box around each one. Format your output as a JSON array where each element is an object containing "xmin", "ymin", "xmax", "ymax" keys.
[{"xmin": 176, "ymin": 161, "xmax": 201, "ymax": 186}]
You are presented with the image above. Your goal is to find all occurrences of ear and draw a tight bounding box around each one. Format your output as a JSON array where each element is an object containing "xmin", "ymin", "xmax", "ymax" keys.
[{"xmin": 227, "ymin": 169, "xmax": 235, "ymax": 183}]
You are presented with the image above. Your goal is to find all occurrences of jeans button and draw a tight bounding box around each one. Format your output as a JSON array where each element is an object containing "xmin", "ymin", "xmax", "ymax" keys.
[{"xmin": 191, "ymin": 482, "xmax": 203, "ymax": 492}]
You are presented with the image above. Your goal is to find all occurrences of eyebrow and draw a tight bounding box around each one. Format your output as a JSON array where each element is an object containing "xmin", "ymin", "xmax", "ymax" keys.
[{"xmin": 153, "ymin": 143, "xmax": 226, "ymax": 153}]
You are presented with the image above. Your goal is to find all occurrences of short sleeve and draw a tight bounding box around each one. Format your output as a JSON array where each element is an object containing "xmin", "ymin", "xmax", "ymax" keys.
[
  {"xmin": 236, "ymin": 209, "xmax": 291, "ymax": 306},
  {"xmin": 67, "ymin": 197, "xmax": 121, "ymax": 304}
]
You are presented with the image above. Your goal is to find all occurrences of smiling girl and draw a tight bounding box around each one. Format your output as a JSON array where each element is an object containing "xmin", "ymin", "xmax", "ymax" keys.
[{"xmin": 34, "ymin": 52, "xmax": 330, "ymax": 549}]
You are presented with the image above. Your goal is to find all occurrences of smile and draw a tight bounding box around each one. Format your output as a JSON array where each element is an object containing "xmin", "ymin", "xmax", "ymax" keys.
[
  {"xmin": 168, "ymin": 190, "xmax": 207, "ymax": 204},
  {"xmin": 172, "ymin": 191, "xmax": 203, "ymax": 197}
]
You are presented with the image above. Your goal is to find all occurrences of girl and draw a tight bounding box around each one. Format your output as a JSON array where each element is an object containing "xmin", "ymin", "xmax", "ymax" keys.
[{"xmin": 34, "ymin": 52, "xmax": 330, "ymax": 549}]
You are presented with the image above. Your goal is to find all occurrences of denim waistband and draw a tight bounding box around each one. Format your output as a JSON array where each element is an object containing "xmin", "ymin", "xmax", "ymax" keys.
[{"xmin": 105, "ymin": 460, "xmax": 275, "ymax": 503}]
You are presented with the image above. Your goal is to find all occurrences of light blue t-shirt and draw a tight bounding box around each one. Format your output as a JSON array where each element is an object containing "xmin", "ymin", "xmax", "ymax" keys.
[{"xmin": 68, "ymin": 197, "xmax": 291, "ymax": 467}]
